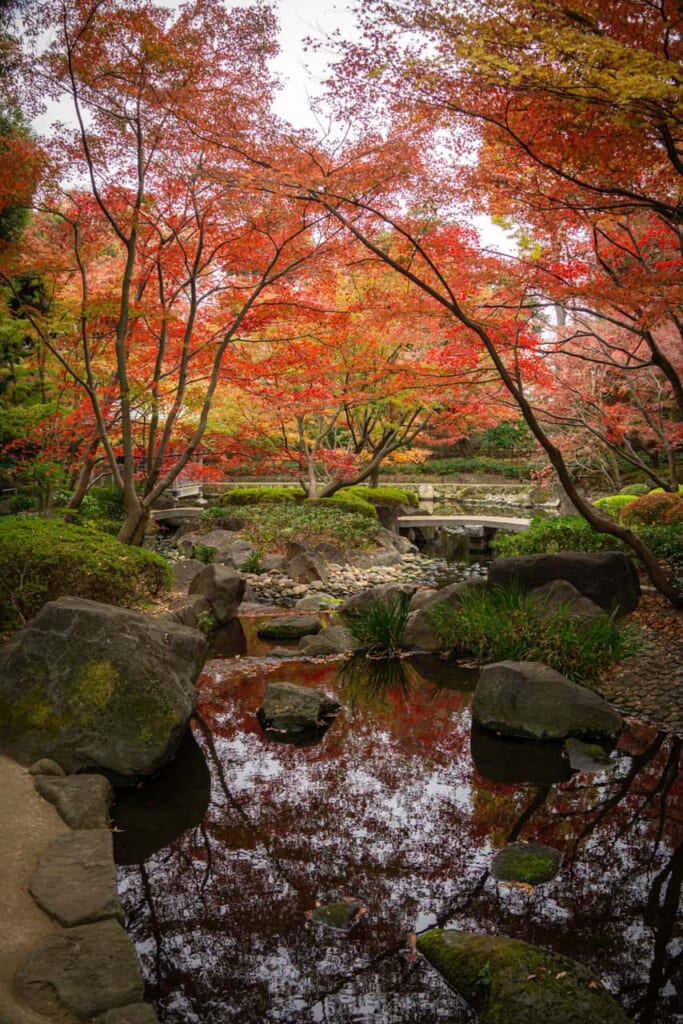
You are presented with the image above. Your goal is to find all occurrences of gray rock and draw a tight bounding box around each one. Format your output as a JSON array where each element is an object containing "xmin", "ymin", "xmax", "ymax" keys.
[
  {"xmin": 0, "ymin": 596, "xmax": 206, "ymax": 776},
  {"xmin": 528, "ymin": 579, "xmax": 607, "ymax": 625},
  {"xmin": 298, "ymin": 625, "xmax": 356, "ymax": 655},
  {"xmin": 285, "ymin": 545, "xmax": 329, "ymax": 584},
  {"xmin": 34, "ymin": 774, "xmax": 112, "ymax": 829},
  {"xmin": 177, "ymin": 528, "xmax": 237, "ymax": 560},
  {"xmin": 29, "ymin": 829, "xmax": 122, "ymax": 927},
  {"xmin": 166, "ymin": 594, "xmax": 211, "ymax": 629},
  {"xmin": 14, "ymin": 918, "xmax": 144, "ymax": 1019},
  {"xmin": 340, "ymin": 582, "xmax": 416, "ymax": 619},
  {"xmin": 29, "ymin": 758, "xmax": 65, "ymax": 776},
  {"xmin": 349, "ymin": 548, "xmax": 402, "ymax": 568},
  {"xmin": 408, "ymin": 587, "xmax": 438, "ymax": 611},
  {"xmin": 401, "ymin": 581, "xmax": 485, "ymax": 650},
  {"xmin": 227, "ymin": 539, "xmax": 256, "ymax": 569},
  {"xmin": 170, "ymin": 557, "xmax": 205, "ymax": 591},
  {"xmin": 565, "ymin": 737, "xmax": 614, "ymax": 773},
  {"xmin": 259, "ymin": 553, "xmax": 286, "ymax": 573},
  {"xmin": 294, "ymin": 593, "xmax": 337, "ymax": 611},
  {"xmin": 99, "ymin": 1005, "xmax": 159, "ymax": 1024},
  {"xmin": 188, "ymin": 563, "xmax": 246, "ymax": 623},
  {"xmin": 472, "ymin": 661, "xmax": 623, "ymax": 740},
  {"xmin": 257, "ymin": 615, "xmax": 322, "ymax": 640},
  {"xmin": 487, "ymin": 552, "xmax": 640, "ymax": 616},
  {"xmin": 257, "ymin": 682, "xmax": 341, "ymax": 734}
]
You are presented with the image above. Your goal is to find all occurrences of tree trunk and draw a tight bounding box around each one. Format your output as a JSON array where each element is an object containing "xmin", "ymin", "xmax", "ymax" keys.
[{"xmin": 117, "ymin": 502, "xmax": 150, "ymax": 546}]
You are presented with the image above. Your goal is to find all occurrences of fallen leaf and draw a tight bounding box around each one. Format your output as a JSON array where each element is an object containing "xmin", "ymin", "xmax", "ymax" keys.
[
  {"xmin": 555, "ymin": 971, "xmax": 568, "ymax": 980},
  {"xmin": 589, "ymin": 980, "xmax": 602, "ymax": 990},
  {"xmin": 526, "ymin": 974, "xmax": 538, "ymax": 981}
]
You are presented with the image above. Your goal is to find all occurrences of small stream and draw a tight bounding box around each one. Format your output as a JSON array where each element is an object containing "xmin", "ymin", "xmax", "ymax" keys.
[{"xmin": 114, "ymin": 610, "xmax": 683, "ymax": 1024}]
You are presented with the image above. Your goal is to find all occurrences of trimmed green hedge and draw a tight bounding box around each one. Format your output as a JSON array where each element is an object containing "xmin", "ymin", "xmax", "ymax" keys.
[
  {"xmin": 218, "ymin": 486, "xmax": 302, "ymax": 506},
  {"xmin": 304, "ymin": 494, "xmax": 379, "ymax": 519},
  {"xmin": 0, "ymin": 517, "xmax": 172, "ymax": 631},
  {"xmin": 345, "ymin": 485, "xmax": 419, "ymax": 508}
]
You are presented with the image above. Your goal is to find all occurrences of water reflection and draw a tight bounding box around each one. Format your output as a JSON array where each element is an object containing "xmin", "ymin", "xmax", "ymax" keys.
[{"xmin": 116, "ymin": 658, "xmax": 683, "ymax": 1024}]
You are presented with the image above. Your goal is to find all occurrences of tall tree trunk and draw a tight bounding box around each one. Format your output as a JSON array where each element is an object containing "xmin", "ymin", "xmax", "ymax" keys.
[{"xmin": 117, "ymin": 500, "xmax": 150, "ymax": 546}]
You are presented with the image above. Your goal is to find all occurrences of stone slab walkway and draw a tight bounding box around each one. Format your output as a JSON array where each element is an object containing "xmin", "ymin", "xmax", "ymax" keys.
[{"xmin": 0, "ymin": 755, "xmax": 69, "ymax": 1024}]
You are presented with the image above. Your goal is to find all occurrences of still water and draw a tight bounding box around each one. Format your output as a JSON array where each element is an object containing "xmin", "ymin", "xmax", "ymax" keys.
[{"xmin": 115, "ymin": 630, "xmax": 683, "ymax": 1024}]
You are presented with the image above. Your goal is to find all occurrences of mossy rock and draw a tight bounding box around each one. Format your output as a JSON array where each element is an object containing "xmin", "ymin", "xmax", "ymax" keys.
[
  {"xmin": 309, "ymin": 899, "xmax": 366, "ymax": 931},
  {"xmin": 0, "ymin": 597, "xmax": 206, "ymax": 776},
  {"xmin": 417, "ymin": 930, "xmax": 632, "ymax": 1024},
  {"xmin": 491, "ymin": 842, "xmax": 561, "ymax": 885}
]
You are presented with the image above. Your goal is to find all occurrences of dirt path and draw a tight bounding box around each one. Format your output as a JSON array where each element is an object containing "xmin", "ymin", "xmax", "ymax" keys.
[{"xmin": 0, "ymin": 755, "xmax": 69, "ymax": 1024}]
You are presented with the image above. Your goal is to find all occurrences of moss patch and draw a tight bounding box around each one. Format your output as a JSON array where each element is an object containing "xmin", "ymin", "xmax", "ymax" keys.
[{"xmin": 417, "ymin": 930, "xmax": 632, "ymax": 1024}]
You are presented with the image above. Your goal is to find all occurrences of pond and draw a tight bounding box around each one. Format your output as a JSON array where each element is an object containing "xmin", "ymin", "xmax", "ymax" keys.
[{"xmin": 114, "ymin": 624, "xmax": 683, "ymax": 1024}]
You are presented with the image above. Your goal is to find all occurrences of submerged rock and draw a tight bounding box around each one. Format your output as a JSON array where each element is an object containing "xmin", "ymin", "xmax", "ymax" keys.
[
  {"xmin": 307, "ymin": 898, "xmax": 367, "ymax": 931},
  {"xmin": 257, "ymin": 682, "xmax": 340, "ymax": 737},
  {"xmin": 491, "ymin": 842, "xmax": 562, "ymax": 885},
  {"xmin": 472, "ymin": 661, "xmax": 623, "ymax": 740},
  {"xmin": 565, "ymin": 737, "xmax": 614, "ymax": 773},
  {"xmin": 417, "ymin": 930, "xmax": 633, "ymax": 1024}
]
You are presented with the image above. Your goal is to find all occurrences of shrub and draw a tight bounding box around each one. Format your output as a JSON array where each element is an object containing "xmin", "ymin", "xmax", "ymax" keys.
[
  {"xmin": 194, "ymin": 543, "xmax": 216, "ymax": 564},
  {"xmin": 242, "ymin": 548, "xmax": 263, "ymax": 573},
  {"xmin": 343, "ymin": 592, "xmax": 413, "ymax": 656},
  {"xmin": 492, "ymin": 516, "xmax": 621, "ymax": 557},
  {"xmin": 343, "ymin": 485, "xmax": 419, "ymax": 508},
  {"xmin": 218, "ymin": 486, "xmax": 302, "ymax": 506},
  {"xmin": 593, "ymin": 495, "xmax": 638, "ymax": 519},
  {"xmin": 620, "ymin": 492, "xmax": 683, "ymax": 527},
  {"xmin": 304, "ymin": 494, "xmax": 379, "ymax": 519},
  {"xmin": 8, "ymin": 493, "xmax": 33, "ymax": 514},
  {"xmin": 428, "ymin": 584, "xmax": 640, "ymax": 684},
  {"xmin": 619, "ymin": 483, "xmax": 650, "ymax": 496},
  {"xmin": 0, "ymin": 517, "xmax": 172, "ymax": 632},
  {"xmin": 231, "ymin": 501, "xmax": 381, "ymax": 552}
]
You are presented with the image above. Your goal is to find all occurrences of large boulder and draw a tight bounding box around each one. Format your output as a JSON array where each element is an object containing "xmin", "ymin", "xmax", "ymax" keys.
[
  {"xmin": 472, "ymin": 661, "xmax": 623, "ymax": 740},
  {"xmin": 188, "ymin": 564, "xmax": 246, "ymax": 623},
  {"xmin": 487, "ymin": 552, "xmax": 640, "ymax": 616},
  {"xmin": 401, "ymin": 581, "xmax": 486, "ymax": 650},
  {"xmin": 298, "ymin": 625, "xmax": 356, "ymax": 656},
  {"xmin": 527, "ymin": 579, "xmax": 607, "ymax": 626},
  {"xmin": 417, "ymin": 930, "xmax": 632, "ymax": 1024},
  {"xmin": 0, "ymin": 597, "xmax": 206, "ymax": 776},
  {"xmin": 285, "ymin": 543, "xmax": 329, "ymax": 585},
  {"xmin": 257, "ymin": 615, "xmax": 322, "ymax": 640},
  {"xmin": 340, "ymin": 582, "xmax": 416, "ymax": 619}
]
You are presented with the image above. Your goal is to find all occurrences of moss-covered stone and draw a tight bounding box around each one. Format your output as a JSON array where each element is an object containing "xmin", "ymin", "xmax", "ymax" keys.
[
  {"xmin": 257, "ymin": 615, "xmax": 322, "ymax": 640},
  {"xmin": 417, "ymin": 930, "xmax": 632, "ymax": 1024},
  {"xmin": 0, "ymin": 597, "xmax": 206, "ymax": 776},
  {"xmin": 310, "ymin": 900, "xmax": 365, "ymax": 931},
  {"xmin": 491, "ymin": 842, "xmax": 561, "ymax": 885}
]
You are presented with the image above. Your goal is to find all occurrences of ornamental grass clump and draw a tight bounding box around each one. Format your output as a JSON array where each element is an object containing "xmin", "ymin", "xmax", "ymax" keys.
[
  {"xmin": 343, "ymin": 592, "xmax": 413, "ymax": 657},
  {"xmin": 428, "ymin": 584, "xmax": 639, "ymax": 685}
]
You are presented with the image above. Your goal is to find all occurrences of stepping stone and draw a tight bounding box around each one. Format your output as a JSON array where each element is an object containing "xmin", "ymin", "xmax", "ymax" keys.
[
  {"xmin": 14, "ymin": 919, "xmax": 143, "ymax": 1019},
  {"xmin": 29, "ymin": 829, "xmax": 122, "ymax": 927}
]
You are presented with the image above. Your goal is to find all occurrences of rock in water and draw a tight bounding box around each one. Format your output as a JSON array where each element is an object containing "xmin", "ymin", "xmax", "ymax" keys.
[
  {"xmin": 417, "ymin": 930, "xmax": 633, "ymax": 1024},
  {"xmin": 257, "ymin": 682, "xmax": 340, "ymax": 736},
  {"xmin": 491, "ymin": 842, "xmax": 562, "ymax": 885},
  {"xmin": 0, "ymin": 596, "xmax": 206, "ymax": 776},
  {"xmin": 472, "ymin": 661, "xmax": 623, "ymax": 740}
]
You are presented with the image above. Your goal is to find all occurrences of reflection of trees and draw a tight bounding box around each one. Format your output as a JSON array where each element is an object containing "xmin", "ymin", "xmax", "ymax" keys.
[{"xmin": 116, "ymin": 661, "xmax": 683, "ymax": 1024}]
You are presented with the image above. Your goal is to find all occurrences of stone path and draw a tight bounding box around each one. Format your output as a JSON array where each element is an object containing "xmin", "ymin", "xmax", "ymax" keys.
[{"xmin": 0, "ymin": 756, "xmax": 67, "ymax": 1024}]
